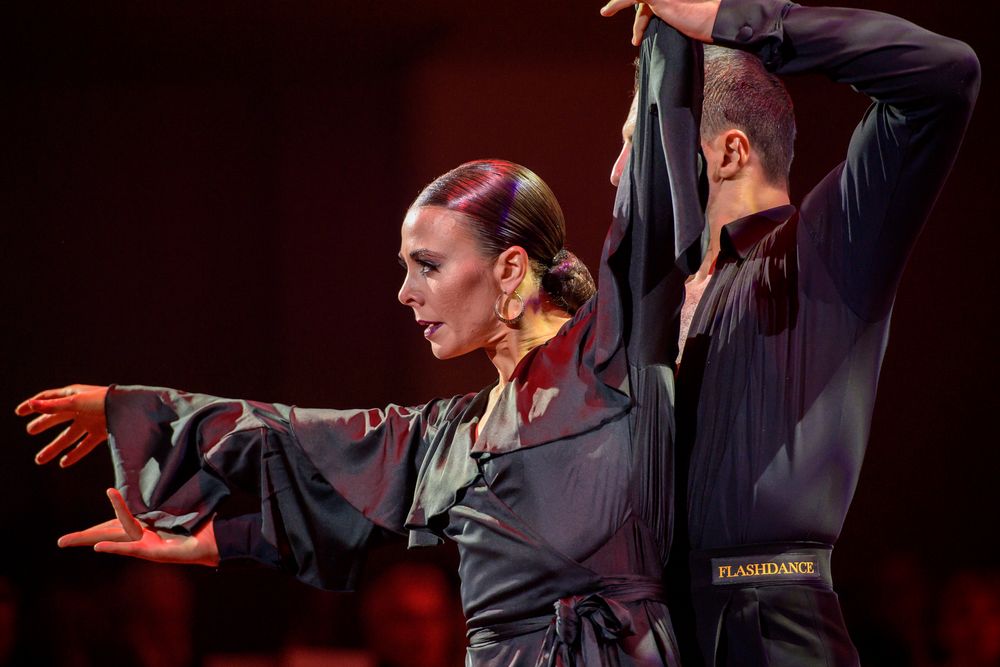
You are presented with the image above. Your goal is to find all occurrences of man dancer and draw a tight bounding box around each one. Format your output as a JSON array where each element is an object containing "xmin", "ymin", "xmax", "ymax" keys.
[{"xmin": 603, "ymin": 0, "xmax": 979, "ymax": 664}]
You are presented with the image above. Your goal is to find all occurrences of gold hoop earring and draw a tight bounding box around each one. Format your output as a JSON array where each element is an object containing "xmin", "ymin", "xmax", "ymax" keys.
[{"xmin": 494, "ymin": 291, "xmax": 525, "ymax": 326}]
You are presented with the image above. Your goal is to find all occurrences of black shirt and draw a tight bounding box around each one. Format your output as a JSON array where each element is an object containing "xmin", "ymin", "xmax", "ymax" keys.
[{"xmin": 677, "ymin": 0, "xmax": 980, "ymax": 551}]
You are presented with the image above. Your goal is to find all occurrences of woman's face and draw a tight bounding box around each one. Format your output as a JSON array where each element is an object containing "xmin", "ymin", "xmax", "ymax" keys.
[{"xmin": 397, "ymin": 206, "xmax": 503, "ymax": 359}]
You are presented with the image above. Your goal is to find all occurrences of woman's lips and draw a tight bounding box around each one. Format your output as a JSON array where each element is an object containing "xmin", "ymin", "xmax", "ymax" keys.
[{"xmin": 418, "ymin": 320, "xmax": 443, "ymax": 338}]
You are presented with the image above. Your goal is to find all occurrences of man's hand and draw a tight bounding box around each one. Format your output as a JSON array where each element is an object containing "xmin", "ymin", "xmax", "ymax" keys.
[
  {"xmin": 16, "ymin": 384, "xmax": 110, "ymax": 467},
  {"xmin": 58, "ymin": 489, "xmax": 220, "ymax": 567},
  {"xmin": 601, "ymin": 0, "xmax": 721, "ymax": 46}
]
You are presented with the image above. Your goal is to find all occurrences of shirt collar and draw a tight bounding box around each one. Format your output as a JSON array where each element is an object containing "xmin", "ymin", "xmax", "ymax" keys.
[{"xmin": 719, "ymin": 204, "xmax": 797, "ymax": 260}]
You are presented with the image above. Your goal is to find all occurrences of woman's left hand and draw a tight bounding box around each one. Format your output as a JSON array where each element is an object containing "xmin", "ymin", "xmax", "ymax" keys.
[
  {"xmin": 58, "ymin": 488, "xmax": 220, "ymax": 567},
  {"xmin": 16, "ymin": 384, "xmax": 110, "ymax": 468},
  {"xmin": 600, "ymin": 0, "xmax": 720, "ymax": 47}
]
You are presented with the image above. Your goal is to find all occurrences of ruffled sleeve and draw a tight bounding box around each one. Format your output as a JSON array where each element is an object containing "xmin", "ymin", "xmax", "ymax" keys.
[{"xmin": 106, "ymin": 384, "xmax": 473, "ymax": 589}]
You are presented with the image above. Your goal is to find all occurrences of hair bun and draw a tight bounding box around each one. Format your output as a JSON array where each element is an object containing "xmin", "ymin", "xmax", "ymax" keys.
[{"xmin": 541, "ymin": 249, "xmax": 596, "ymax": 315}]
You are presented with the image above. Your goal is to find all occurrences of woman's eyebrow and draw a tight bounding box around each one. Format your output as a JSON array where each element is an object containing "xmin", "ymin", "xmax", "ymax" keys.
[
  {"xmin": 397, "ymin": 249, "xmax": 442, "ymax": 266},
  {"xmin": 411, "ymin": 249, "xmax": 443, "ymax": 261}
]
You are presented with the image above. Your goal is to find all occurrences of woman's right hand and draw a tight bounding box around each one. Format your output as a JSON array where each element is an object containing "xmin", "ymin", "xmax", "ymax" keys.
[
  {"xmin": 58, "ymin": 488, "xmax": 221, "ymax": 567},
  {"xmin": 15, "ymin": 384, "xmax": 110, "ymax": 467}
]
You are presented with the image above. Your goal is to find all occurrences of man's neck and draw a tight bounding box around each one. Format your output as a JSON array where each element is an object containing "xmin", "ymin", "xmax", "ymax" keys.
[{"xmin": 698, "ymin": 178, "xmax": 790, "ymax": 278}]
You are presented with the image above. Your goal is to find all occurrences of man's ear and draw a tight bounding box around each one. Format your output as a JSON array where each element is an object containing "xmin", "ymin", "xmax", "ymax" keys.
[
  {"xmin": 494, "ymin": 246, "xmax": 530, "ymax": 294},
  {"xmin": 718, "ymin": 129, "xmax": 751, "ymax": 179}
]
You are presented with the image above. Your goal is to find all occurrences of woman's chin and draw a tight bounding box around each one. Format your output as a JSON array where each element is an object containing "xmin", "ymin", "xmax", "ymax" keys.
[
  {"xmin": 429, "ymin": 340, "xmax": 472, "ymax": 361},
  {"xmin": 428, "ymin": 341, "xmax": 452, "ymax": 360}
]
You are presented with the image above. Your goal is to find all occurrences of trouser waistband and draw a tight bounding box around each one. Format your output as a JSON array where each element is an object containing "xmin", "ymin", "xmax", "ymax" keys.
[
  {"xmin": 467, "ymin": 574, "xmax": 665, "ymax": 648},
  {"xmin": 690, "ymin": 542, "xmax": 833, "ymax": 589}
]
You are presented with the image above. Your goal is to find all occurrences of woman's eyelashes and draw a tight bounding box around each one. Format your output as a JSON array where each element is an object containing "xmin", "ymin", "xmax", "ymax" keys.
[
  {"xmin": 397, "ymin": 257, "xmax": 437, "ymax": 274},
  {"xmin": 398, "ymin": 250, "xmax": 441, "ymax": 276}
]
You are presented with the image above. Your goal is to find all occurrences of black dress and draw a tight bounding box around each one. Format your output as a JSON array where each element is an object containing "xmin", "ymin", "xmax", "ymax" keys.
[{"xmin": 104, "ymin": 21, "xmax": 706, "ymax": 667}]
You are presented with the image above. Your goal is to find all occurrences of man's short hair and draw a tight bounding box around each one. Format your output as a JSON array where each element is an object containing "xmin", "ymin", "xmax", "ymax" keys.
[{"xmin": 702, "ymin": 46, "xmax": 796, "ymax": 186}]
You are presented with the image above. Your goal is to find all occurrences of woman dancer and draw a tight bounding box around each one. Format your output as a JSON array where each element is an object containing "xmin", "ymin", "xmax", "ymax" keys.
[{"xmin": 18, "ymin": 22, "xmax": 704, "ymax": 666}]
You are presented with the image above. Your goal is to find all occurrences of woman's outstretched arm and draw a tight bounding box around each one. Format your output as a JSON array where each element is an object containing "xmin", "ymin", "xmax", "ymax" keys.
[{"xmin": 18, "ymin": 382, "xmax": 469, "ymax": 589}]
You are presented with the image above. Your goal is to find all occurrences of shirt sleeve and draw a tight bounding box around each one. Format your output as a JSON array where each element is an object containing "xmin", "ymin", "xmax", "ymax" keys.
[
  {"xmin": 602, "ymin": 19, "xmax": 705, "ymax": 371},
  {"xmin": 712, "ymin": 0, "xmax": 980, "ymax": 319},
  {"xmin": 105, "ymin": 385, "xmax": 459, "ymax": 590}
]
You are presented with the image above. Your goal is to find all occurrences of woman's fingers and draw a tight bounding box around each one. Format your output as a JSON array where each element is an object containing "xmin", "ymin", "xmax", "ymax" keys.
[
  {"xmin": 58, "ymin": 490, "xmax": 145, "ymax": 548},
  {"xmin": 58, "ymin": 432, "xmax": 106, "ymax": 468},
  {"xmin": 94, "ymin": 530, "xmax": 197, "ymax": 564},
  {"xmin": 94, "ymin": 531, "xmax": 214, "ymax": 565},
  {"xmin": 32, "ymin": 420, "xmax": 107, "ymax": 467},
  {"xmin": 26, "ymin": 411, "xmax": 74, "ymax": 436},
  {"xmin": 632, "ymin": 4, "xmax": 653, "ymax": 45},
  {"xmin": 600, "ymin": 0, "xmax": 640, "ymax": 17},
  {"xmin": 33, "ymin": 425, "xmax": 82, "ymax": 465},
  {"xmin": 26, "ymin": 396, "xmax": 77, "ymax": 415},
  {"xmin": 106, "ymin": 488, "xmax": 144, "ymax": 541},
  {"xmin": 17, "ymin": 384, "xmax": 106, "ymax": 416},
  {"xmin": 92, "ymin": 529, "xmax": 183, "ymax": 563},
  {"xmin": 15, "ymin": 387, "xmax": 77, "ymax": 415},
  {"xmin": 57, "ymin": 518, "xmax": 127, "ymax": 547},
  {"xmin": 599, "ymin": 0, "xmax": 653, "ymax": 46}
]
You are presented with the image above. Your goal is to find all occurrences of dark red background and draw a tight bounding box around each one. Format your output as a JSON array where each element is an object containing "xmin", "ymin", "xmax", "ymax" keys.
[{"xmin": 3, "ymin": 0, "xmax": 997, "ymax": 659}]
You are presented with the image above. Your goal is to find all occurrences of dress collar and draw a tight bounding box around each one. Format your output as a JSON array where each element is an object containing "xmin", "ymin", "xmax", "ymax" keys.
[
  {"xmin": 719, "ymin": 204, "xmax": 797, "ymax": 261},
  {"xmin": 469, "ymin": 298, "xmax": 631, "ymax": 458}
]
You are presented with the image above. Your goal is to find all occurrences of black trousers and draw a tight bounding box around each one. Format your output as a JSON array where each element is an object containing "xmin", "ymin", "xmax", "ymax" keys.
[{"xmin": 688, "ymin": 544, "xmax": 860, "ymax": 667}]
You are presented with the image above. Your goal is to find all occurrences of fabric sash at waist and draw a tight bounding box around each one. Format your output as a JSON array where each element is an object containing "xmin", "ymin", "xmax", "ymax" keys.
[
  {"xmin": 467, "ymin": 574, "xmax": 665, "ymax": 653},
  {"xmin": 690, "ymin": 542, "xmax": 833, "ymax": 589}
]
